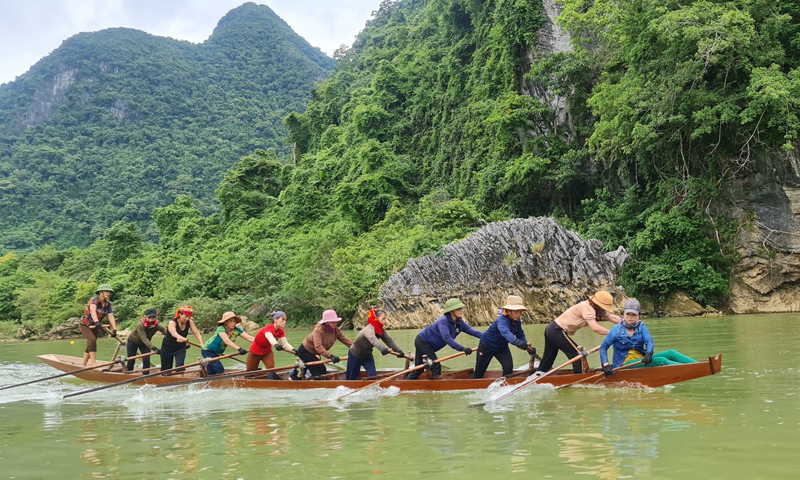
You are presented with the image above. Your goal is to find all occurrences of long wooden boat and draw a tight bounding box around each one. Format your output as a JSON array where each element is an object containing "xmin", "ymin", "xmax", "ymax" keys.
[{"xmin": 38, "ymin": 353, "xmax": 722, "ymax": 391}]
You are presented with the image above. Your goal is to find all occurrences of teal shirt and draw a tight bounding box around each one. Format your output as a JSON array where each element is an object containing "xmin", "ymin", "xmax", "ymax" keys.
[{"xmin": 203, "ymin": 326, "xmax": 244, "ymax": 355}]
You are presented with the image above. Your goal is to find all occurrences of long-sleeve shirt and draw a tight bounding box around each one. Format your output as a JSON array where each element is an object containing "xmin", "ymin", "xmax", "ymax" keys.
[
  {"xmin": 599, "ymin": 322, "xmax": 654, "ymax": 368},
  {"xmin": 349, "ymin": 324, "xmax": 402, "ymax": 360},
  {"xmin": 302, "ymin": 324, "xmax": 353, "ymax": 358},
  {"xmin": 416, "ymin": 313, "xmax": 483, "ymax": 352},
  {"xmin": 480, "ymin": 314, "xmax": 527, "ymax": 351},
  {"xmin": 128, "ymin": 323, "xmax": 167, "ymax": 350}
]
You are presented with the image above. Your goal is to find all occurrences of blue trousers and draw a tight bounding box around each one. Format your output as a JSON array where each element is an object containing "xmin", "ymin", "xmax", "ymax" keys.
[
  {"xmin": 201, "ymin": 349, "xmax": 225, "ymax": 375},
  {"xmin": 346, "ymin": 350, "xmax": 377, "ymax": 380}
]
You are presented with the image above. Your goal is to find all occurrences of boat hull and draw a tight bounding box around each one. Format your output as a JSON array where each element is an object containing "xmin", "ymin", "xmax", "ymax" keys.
[{"xmin": 38, "ymin": 353, "xmax": 722, "ymax": 391}]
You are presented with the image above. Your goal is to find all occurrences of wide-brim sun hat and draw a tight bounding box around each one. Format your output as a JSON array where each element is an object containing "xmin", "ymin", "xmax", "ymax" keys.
[
  {"xmin": 442, "ymin": 298, "xmax": 466, "ymax": 313},
  {"xmin": 501, "ymin": 295, "xmax": 528, "ymax": 311},
  {"xmin": 590, "ymin": 291, "xmax": 614, "ymax": 312},
  {"xmin": 218, "ymin": 311, "xmax": 242, "ymax": 324},
  {"xmin": 95, "ymin": 284, "xmax": 114, "ymax": 294},
  {"xmin": 318, "ymin": 309, "xmax": 341, "ymax": 324}
]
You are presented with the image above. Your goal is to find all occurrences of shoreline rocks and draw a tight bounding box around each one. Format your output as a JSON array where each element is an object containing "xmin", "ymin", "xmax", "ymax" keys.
[{"xmin": 356, "ymin": 217, "xmax": 628, "ymax": 328}]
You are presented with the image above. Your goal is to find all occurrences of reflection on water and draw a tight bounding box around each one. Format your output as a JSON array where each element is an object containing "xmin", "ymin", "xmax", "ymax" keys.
[{"xmin": 2, "ymin": 314, "xmax": 800, "ymax": 477}]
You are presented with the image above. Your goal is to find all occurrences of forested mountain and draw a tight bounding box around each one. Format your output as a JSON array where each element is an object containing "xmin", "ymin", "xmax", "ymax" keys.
[
  {"xmin": 2, "ymin": 0, "xmax": 799, "ymax": 336},
  {"xmin": 0, "ymin": 2, "xmax": 333, "ymax": 251}
]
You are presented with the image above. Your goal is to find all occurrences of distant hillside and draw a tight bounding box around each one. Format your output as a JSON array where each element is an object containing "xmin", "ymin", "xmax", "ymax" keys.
[{"xmin": 0, "ymin": 2, "xmax": 333, "ymax": 251}]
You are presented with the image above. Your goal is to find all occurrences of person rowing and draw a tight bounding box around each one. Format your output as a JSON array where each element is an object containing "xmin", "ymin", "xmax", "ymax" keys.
[
  {"xmin": 406, "ymin": 298, "xmax": 483, "ymax": 380},
  {"xmin": 126, "ymin": 308, "xmax": 166, "ymax": 374},
  {"xmin": 246, "ymin": 311, "xmax": 295, "ymax": 377},
  {"xmin": 201, "ymin": 311, "xmax": 255, "ymax": 375},
  {"xmin": 346, "ymin": 309, "xmax": 405, "ymax": 380},
  {"xmin": 78, "ymin": 284, "xmax": 118, "ymax": 367},
  {"xmin": 288, "ymin": 309, "xmax": 353, "ymax": 380},
  {"xmin": 536, "ymin": 290, "xmax": 621, "ymax": 375},
  {"xmin": 160, "ymin": 305, "xmax": 204, "ymax": 372},
  {"xmin": 473, "ymin": 295, "xmax": 534, "ymax": 379},
  {"xmin": 600, "ymin": 298, "xmax": 696, "ymax": 376}
]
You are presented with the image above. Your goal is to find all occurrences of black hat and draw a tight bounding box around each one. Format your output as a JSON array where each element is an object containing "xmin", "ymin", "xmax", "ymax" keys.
[{"xmin": 144, "ymin": 308, "xmax": 158, "ymax": 317}]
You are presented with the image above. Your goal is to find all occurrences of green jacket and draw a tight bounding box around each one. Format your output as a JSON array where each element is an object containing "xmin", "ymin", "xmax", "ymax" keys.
[{"xmin": 128, "ymin": 323, "xmax": 167, "ymax": 350}]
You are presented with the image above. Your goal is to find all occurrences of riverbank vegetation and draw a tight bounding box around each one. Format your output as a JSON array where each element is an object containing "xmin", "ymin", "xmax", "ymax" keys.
[{"xmin": 1, "ymin": 0, "xmax": 799, "ymax": 336}]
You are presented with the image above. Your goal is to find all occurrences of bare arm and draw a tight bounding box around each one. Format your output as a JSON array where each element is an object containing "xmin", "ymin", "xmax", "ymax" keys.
[
  {"xmin": 602, "ymin": 312, "xmax": 622, "ymax": 324},
  {"xmin": 586, "ymin": 318, "xmax": 610, "ymax": 335},
  {"xmin": 89, "ymin": 304, "xmax": 100, "ymax": 326},
  {"xmin": 189, "ymin": 320, "xmax": 203, "ymax": 344},
  {"xmin": 168, "ymin": 320, "xmax": 182, "ymax": 341},
  {"xmin": 106, "ymin": 313, "xmax": 117, "ymax": 331},
  {"xmin": 218, "ymin": 331, "xmax": 240, "ymax": 350},
  {"xmin": 240, "ymin": 332, "xmax": 255, "ymax": 343}
]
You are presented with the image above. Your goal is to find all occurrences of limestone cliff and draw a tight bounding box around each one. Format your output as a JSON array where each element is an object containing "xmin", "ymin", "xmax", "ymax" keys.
[
  {"xmin": 725, "ymin": 148, "xmax": 800, "ymax": 313},
  {"xmin": 357, "ymin": 217, "xmax": 627, "ymax": 329},
  {"xmin": 521, "ymin": 0, "xmax": 572, "ymax": 132}
]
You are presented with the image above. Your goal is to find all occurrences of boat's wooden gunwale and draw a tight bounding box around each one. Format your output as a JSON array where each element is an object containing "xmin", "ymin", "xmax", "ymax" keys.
[{"xmin": 38, "ymin": 354, "xmax": 722, "ymax": 391}]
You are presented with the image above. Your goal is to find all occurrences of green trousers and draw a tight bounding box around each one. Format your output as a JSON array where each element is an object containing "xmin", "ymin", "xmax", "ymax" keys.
[{"xmin": 626, "ymin": 349, "xmax": 697, "ymax": 368}]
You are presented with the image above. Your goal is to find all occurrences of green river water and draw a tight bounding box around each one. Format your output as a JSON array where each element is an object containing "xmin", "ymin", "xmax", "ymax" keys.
[{"xmin": 0, "ymin": 314, "xmax": 797, "ymax": 479}]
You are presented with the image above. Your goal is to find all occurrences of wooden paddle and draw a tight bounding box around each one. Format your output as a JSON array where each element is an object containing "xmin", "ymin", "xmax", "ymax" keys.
[
  {"xmin": 388, "ymin": 350, "xmax": 414, "ymax": 362},
  {"xmin": 62, "ymin": 351, "xmax": 242, "ymax": 398},
  {"xmin": 554, "ymin": 359, "xmax": 644, "ymax": 390},
  {"xmin": 319, "ymin": 350, "xmax": 470, "ymax": 404},
  {"xmin": 471, "ymin": 345, "xmax": 601, "ymax": 408},
  {"xmin": 0, "ymin": 352, "xmax": 156, "ymax": 392},
  {"xmin": 185, "ymin": 340, "xmax": 247, "ymax": 364},
  {"xmin": 155, "ymin": 358, "xmax": 334, "ymax": 388},
  {"xmin": 101, "ymin": 326, "xmax": 125, "ymax": 345}
]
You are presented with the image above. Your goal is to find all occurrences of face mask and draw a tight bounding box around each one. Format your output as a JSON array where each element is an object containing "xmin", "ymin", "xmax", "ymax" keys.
[{"xmin": 623, "ymin": 320, "xmax": 641, "ymax": 330}]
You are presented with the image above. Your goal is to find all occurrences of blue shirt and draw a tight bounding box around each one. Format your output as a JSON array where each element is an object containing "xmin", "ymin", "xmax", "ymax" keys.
[
  {"xmin": 416, "ymin": 313, "xmax": 483, "ymax": 352},
  {"xmin": 480, "ymin": 313, "xmax": 527, "ymax": 351},
  {"xmin": 599, "ymin": 322, "xmax": 654, "ymax": 368}
]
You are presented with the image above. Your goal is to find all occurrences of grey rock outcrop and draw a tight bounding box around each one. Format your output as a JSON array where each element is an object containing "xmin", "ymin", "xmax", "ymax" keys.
[
  {"xmin": 724, "ymin": 148, "xmax": 800, "ymax": 312},
  {"xmin": 360, "ymin": 217, "xmax": 627, "ymax": 329},
  {"xmin": 521, "ymin": 0, "xmax": 573, "ymax": 132},
  {"xmin": 38, "ymin": 317, "xmax": 83, "ymax": 340},
  {"xmin": 19, "ymin": 68, "xmax": 78, "ymax": 130}
]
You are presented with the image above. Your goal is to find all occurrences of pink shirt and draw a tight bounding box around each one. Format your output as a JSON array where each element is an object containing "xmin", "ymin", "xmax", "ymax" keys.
[{"xmin": 554, "ymin": 301, "xmax": 597, "ymax": 334}]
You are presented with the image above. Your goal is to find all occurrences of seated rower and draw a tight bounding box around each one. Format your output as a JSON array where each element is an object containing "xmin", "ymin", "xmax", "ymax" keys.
[
  {"xmin": 346, "ymin": 309, "xmax": 405, "ymax": 380},
  {"xmin": 289, "ymin": 309, "xmax": 353, "ymax": 380},
  {"xmin": 201, "ymin": 311, "xmax": 255, "ymax": 375},
  {"xmin": 247, "ymin": 311, "xmax": 295, "ymax": 374},
  {"xmin": 473, "ymin": 295, "xmax": 534, "ymax": 379},
  {"xmin": 406, "ymin": 298, "xmax": 483, "ymax": 380},
  {"xmin": 600, "ymin": 298, "xmax": 697, "ymax": 376}
]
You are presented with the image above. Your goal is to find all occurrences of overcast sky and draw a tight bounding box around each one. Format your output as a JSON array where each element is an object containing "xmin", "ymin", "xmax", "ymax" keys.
[{"xmin": 0, "ymin": 0, "xmax": 384, "ymax": 85}]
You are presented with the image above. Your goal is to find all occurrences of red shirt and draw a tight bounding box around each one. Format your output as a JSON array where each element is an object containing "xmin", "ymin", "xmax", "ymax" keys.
[{"xmin": 250, "ymin": 324, "xmax": 285, "ymax": 356}]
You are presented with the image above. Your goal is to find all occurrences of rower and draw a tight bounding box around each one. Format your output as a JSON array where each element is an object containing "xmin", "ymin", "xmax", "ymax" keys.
[
  {"xmin": 536, "ymin": 290, "xmax": 621, "ymax": 375},
  {"xmin": 346, "ymin": 309, "xmax": 406, "ymax": 380},
  {"xmin": 472, "ymin": 295, "xmax": 534, "ymax": 379},
  {"xmin": 126, "ymin": 308, "xmax": 167, "ymax": 374},
  {"xmin": 200, "ymin": 311, "xmax": 255, "ymax": 375},
  {"xmin": 406, "ymin": 298, "xmax": 483, "ymax": 380},
  {"xmin": 246, "ymin": 311, "xmax": 296, "ymax": 377},
  {"xmin": 288, "ymin": 309, "xmax": 353, "ymax": 380},
  {"xmin": 78, "ymin": 284, "xmax": 118, "ymax": 367},
  {"xmin": 600, "ymin": 298, "xmax": 697, "ymax": 376}
]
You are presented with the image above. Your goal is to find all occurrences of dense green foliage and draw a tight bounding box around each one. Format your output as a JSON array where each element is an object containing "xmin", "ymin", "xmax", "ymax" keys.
[
  {"xmin": 3, "ymin": 0, "xmax": 800, "ymax": 336},
  {"xmin": 0, "ymin": 3, "xmax": 333, "ymax": 251}
]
